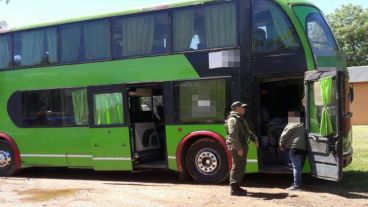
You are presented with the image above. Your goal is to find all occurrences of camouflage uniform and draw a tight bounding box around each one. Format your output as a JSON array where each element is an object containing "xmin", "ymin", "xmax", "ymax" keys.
[{"xmin": 225, "ymin": 111, "xmax": 257, "ymax": 186}]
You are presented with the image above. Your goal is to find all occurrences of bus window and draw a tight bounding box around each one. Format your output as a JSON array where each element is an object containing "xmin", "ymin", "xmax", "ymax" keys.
[
  {"xmin": 176, "ymin": 79, "xmax": 226, "ymax": 123},
  {"xmin": 0, "ymin": 34, "xmax": 12, "ymax": 69},
  {"xmin": 13, "ymin": 27, "xmax": 58, "ymax": 67},
  {"xmin": 112, "ymin": 12, "xmax": 170, "ymax": 58},
  {"xmin": 20, "ymin": 88, "xmax": 88, "ymax": 127},
  {"xmin": 93, "ymin": 93, "xmax": 124, "ymax": 125},
  {"xmin": 306, "ymin": 13, "xmax": 338, "ymax": 56},
  {"xmin": 82, "ymin": 19, "xmax": 111, "ymax": 61},
  {"xmin": 253, "ymin": 0, "xmax": 300, "ymax": 53},
  {"xmin": 173, "ymin": 2, "xmax": 237, "ymax": 52},
  {"xmin": 60, "ymin": 20, "xmax": 111, "ymax": 63}
]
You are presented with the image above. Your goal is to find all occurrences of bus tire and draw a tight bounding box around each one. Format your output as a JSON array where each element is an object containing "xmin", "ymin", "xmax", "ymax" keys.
[
  {"xmin": 186, "ymin": 138, "xmax": 228, "ymax": 184},
  {"xmin": 0, "ymin": 140, "xmax": 17, "ymax": 176}
]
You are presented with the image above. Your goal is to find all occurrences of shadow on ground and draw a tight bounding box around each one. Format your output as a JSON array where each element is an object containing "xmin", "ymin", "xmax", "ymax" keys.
[
  {"xmin": 14, "ymin": 168, "xmax": 368, "ymax": 199},
  {"xmin": 244, "ymin": 171, "xmax": 368, "ymax": 199}
]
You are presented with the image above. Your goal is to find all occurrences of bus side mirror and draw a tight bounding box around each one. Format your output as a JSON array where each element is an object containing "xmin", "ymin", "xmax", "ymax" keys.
[{"xmin": 349, "ymin": 84, "xmax": 354, "ymax": 103}]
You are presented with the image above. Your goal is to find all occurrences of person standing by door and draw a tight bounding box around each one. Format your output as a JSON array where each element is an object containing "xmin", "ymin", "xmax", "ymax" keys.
[
  {"xmin": 279, "ymin": 112, "xmax": 307, "ymax": 191},
  {"xmin": 225, "ymin": 101, "xmax": 259, "ymax": 196}
]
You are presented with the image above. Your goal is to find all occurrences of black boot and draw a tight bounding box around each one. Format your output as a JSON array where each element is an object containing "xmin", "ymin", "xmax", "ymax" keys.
[{"xmin": 230, "ymin": 184, "xmax": 247, "ymax": 196}]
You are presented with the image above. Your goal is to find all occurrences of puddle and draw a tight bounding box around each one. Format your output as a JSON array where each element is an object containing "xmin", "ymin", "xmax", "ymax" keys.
[{"xmin": 17, "ymin": 188, "xmax": 88, "ymax": 202}]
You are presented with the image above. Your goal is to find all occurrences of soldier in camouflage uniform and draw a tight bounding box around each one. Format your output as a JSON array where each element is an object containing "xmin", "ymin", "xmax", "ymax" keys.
[{"xmin": 225, "ymin": 101, "xmax": 259, "ymax": 196}]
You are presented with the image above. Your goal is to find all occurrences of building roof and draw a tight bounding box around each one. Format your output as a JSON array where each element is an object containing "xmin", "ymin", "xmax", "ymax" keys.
[{"xmin": 349, "ymin": 66, "xmax": 368, "ymax": 83}]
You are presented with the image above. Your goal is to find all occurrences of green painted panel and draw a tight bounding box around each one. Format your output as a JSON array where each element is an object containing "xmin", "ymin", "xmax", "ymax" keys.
[
  {"xmin": 21, "ymin": 157, "xmax": 67, "ymax": 167},
  {"xmin": 15, "ymin": 127, "xmax": 132, "ymax": 170},
  {"xmin": 67, "ymin": 158, "xmax": 93, "ymax": 168},
  {"xmin": 90, "ymin": 127, "xmax": 132, "ymax": 171}
]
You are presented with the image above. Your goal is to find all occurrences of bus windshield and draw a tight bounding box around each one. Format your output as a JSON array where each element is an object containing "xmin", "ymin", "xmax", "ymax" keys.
[
  {"xmin": 293, "ymin": 5, "xmax": 341, "ymax": 68},
  {"xmin": 306, "ymin": 12, "xmax": 338, "ymax": 56}
]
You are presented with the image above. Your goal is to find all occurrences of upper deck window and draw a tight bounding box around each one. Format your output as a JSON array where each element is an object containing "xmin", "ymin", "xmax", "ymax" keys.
[
  {"xmin": 306, "ymin": 13, "xmax": 338, "ymax": 56},
  {"xmin": 0, "ymin": 34, "xmax": 12, "ymax": 69},
  {"xmin": 112, "ymin": 12, "xmax": 170, "ymax": 58},
  {"xmin": 60, "ymin": 19, "xmax": 111, "ymax": 63},
  {"xmin": 14, "ymin": 27, "xmax": 58, "ymax": 67},
  {"xmin": 173, "ymin": 2, "xmax": 237, "ymax": 52},
  {"xmin": 253, "ymin": 0, "xmax": 300, "ymax": 53}
]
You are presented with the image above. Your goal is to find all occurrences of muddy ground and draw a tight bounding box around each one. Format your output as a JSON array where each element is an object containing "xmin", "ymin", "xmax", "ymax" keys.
[{"xmin": 0, "ymin": 168, "xmax": 367, "ymax": 207}]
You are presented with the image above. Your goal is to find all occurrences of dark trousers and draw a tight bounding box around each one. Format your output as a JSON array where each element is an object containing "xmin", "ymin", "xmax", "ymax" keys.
[
  {"xmin": 229, "ymin": 144, "xmax": 248, "ymax": 185},
  {"xmin": 289, "ymin": 149, "xmax": 307, "ymax": 187}
]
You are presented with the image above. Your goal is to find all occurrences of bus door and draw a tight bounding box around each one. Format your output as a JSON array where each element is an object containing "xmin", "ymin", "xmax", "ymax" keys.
[
  {"xmin": 126, "ymin": 85, "xmax": 167, "ymax": 168},
  {"xmin": 305, "ymin": 70, "xmax": 349, "ymax": 181},
  {"xmin": 88, "ymin": 85, "xmax": 132, "ymax": 171}
]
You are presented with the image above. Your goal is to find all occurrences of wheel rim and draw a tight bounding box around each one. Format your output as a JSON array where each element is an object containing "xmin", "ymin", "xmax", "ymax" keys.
[
  {"xmin": 195, "ymin": 148, "xmax": 220, "ymax": 175},
  {"xmin": 0, "ymin": 150, "xmax": 12, "ymax": 168}
]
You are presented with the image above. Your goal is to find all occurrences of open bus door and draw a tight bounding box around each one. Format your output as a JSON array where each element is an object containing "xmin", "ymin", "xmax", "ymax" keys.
[{"xmin": 305, "ymin": 70, "xmax": 348, "ymax": 181}]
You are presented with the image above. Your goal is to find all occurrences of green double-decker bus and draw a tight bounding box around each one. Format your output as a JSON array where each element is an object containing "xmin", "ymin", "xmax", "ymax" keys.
[{"xmin": 0, "ymin": 0, "xmax": 353, "ymax": 183}]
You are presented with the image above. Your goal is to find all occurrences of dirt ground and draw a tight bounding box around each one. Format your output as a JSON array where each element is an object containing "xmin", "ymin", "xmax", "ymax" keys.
[{"xmin": 0, "ymin": 168, "xmax": 367, "ymax": 207}]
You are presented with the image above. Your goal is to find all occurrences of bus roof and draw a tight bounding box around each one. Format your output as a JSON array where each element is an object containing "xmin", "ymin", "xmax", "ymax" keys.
[
  {"xmin": 3, "ymin": 0, "xmax": 214, "ymax": 33},
  {"xmin": 1, "ymin": 0, "xmax": 316, "ymax": 34}
]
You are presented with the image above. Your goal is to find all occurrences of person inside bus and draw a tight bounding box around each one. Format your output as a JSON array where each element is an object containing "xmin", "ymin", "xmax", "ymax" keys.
[{"xmin": 279, "ymin": 112, "xmax": 307, "ymax": 191}]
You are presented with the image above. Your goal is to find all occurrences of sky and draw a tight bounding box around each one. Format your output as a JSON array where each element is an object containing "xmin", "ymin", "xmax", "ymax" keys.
[{"xmin": 0, "ymin": 0, "xmax": 368, "ymax": 28}]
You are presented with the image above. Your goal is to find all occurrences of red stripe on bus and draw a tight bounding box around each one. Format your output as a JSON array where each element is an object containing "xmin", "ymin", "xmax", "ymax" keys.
[
  {"xmin": 0, "ymin": 132, "xmax": 21, "ymax": 169},
  {"xmin": 176, "ymin": 131, "xmax": 231, "ymax": 172}
]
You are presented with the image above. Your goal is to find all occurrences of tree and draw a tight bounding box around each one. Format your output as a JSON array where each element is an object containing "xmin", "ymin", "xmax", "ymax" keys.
[
  {"xmin": 0, "ymin": 20, "xmax": 7, "ymax": 29},
  {"xmin": 327, "ymin": 4, "xmax": 368, "ymax": 67},
  {"xmin": 0, "ymin": 0, "xmax": 10, "ymax": 30}
]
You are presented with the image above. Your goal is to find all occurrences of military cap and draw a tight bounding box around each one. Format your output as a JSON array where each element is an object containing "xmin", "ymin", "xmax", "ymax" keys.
[{"xmin": 231, "ymin": 101, "xmax": 247, "ymax": 110}]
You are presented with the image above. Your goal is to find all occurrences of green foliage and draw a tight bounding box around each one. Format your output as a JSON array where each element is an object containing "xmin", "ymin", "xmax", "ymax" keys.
[
  {"xmin": 327, "ymin": 4, "xmax": 368, "ymax": 67},
  {"xmin": 0, "ymin": 0, "xmax": 10, "ymax": 30},
  {"xmin": 0, "ymin": 20, "xmax": 7, "ymax": 29}
]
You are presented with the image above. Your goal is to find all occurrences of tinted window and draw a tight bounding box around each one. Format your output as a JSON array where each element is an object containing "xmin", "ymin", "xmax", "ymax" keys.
[
  {"xmin": 307, "ymin": 13, "xmax": 338, "ymax": 56},
  {"xmin": 21, "ymin": 88, "xmax": 89, "ymax": 127},
  {"xmin": 112, "ymin": 12, "xmax": 170, "ymax": 58},
  {"xmin": 0, "ymin": 34, "xmax": 12, "ymax": 69},
  {"xmin": 60, "ymin": 23, "xmax": 83, "ymax": 63},
  {"xmin": 14, "ymin": 27, "xmax": 58, "ymax": 67},
  {"xmin": 60, "ymin": 20, "xmax": 111, "ymax": 63},
  {"xmin": 93, "ymin": 93, "xmax": 124, "ymax": 125},
  {"xmin": 173, "ymin": 2, "xmax": 237, "ymax": 52},
  {"xmin": 83, "ymin": 20, "xmax": 111, "ymax": 61},
  {"xmin": 177, "ymin": 79, "xmax": 227, "ymax": 123},
  {"xmin": 253, "ymin": 0, "xmax": 300, "ymax": 53}
]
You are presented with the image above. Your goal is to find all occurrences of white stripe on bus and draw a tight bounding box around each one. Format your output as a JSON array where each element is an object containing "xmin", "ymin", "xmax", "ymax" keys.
[
  {"xmin": 21, "ymin": 154, "xmax": 66, "ymax": 158},
  {"xmin": 247, "ymin": 159, "xmax": 258, "ymax": 163},
  {"xmin": 21, "ymin": 154, "xmax": 131, "ymax": 161},
  {"xmin": 92, "ymin": 157, "xmax": 131, "ymax": 161},
  {"xmin": 67, "ymin": 155, "xmax": 93, "ymax": 158},
  {"xmin": 168, "ymin": 156, "xmax": 176, "ymax": 160}
]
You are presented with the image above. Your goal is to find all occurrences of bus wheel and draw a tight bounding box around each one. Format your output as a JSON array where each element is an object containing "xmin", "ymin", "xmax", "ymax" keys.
[
  {"xmin": 186, "ymin": 138, "xmax": 228, "ymax": 184},
  {"xmin": 0, "ymin": 140, "xmax": 17, "ymax": 176}
]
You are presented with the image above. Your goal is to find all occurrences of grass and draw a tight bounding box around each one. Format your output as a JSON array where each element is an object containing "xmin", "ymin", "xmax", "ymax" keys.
[
  {"xmin": 341, "ymin": 125, "xmax": 368, "ymax": 191},
  {"xmin": 345, "ymin": 126, "xmax": 368, "ymax": 172}
]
